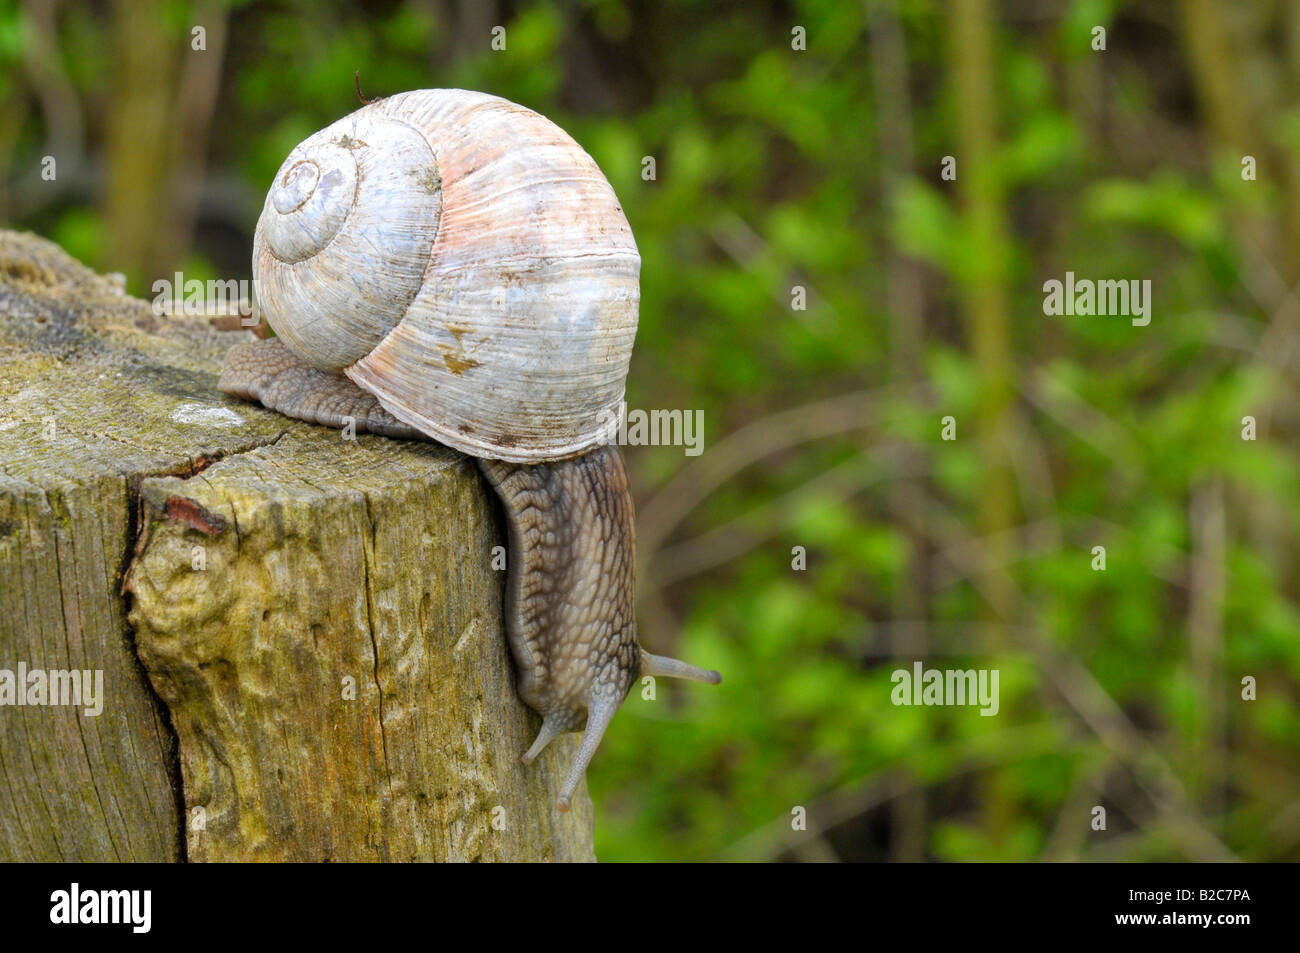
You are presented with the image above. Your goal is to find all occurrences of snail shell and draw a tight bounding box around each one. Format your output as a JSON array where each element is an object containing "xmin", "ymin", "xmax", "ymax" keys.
[{"xmin": 253, "ymin": 89, "xmax": 640, "ymax": 463}]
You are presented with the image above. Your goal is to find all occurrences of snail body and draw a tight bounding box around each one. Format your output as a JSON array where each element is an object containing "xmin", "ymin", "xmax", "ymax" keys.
[{"xmin": 219, "ymin": 89, "xmax": 719, "ymax": 811}]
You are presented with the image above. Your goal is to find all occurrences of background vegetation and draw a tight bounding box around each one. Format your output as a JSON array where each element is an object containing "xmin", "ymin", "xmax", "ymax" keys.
[{"xmin": 2, "ymin": 0, "xmax": 1298, "ymax": 861}]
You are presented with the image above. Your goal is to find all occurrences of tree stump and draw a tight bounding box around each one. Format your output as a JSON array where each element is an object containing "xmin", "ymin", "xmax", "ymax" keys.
[{"xmin": 0, "ymin": 230, "xmax": 595, "ymax": 862}]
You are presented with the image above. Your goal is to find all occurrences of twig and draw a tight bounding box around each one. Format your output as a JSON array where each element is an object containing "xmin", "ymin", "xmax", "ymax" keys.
[
  {"xmin": 1188, "ymin": 479, "xmax": 1227, "ymax": 814},
  {"xmin": 723, "ymin": 725, "xmax": 1065, "ymax": 861},
  {"xmin": 651, "ymin": 444, "xmax": 921, "ymax": 583},
  {"xmin": 636, "ymin": 385, "xmax": 930, "ymax": 577},
  {"xmin": 894, "ymin": 489, "xmax": 1240, "ymax": 862}
]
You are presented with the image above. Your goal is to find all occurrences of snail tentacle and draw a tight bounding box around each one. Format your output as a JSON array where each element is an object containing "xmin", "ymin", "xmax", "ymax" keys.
[
  {"xmin": 521, "ymin": 712, "xmax": 569, "ymax": 765},
  {"xmin": 640, "ymin": 649, "xmax": 722, "ymax": 685},
  {"xmin": 556, "ymin": 695, "xmax": 619, "ymax": 813}
]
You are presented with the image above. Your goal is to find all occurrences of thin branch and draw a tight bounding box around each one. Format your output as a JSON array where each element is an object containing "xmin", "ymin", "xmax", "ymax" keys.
[
  {"xmin": 636, "ymin": 386, "xmax": 926, "ymax": 574},
  {"xmin": 893, "ymin": 490, "xmax": 1240, "ymax": 862},
  {"xmin": 651, "ymin": 444, "xmax": 922, "ymax": 584}
]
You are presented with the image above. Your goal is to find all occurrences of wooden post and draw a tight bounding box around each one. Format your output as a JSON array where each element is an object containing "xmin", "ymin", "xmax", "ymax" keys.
[{"xmin": 0, "ymin": 230, "xmax": 595, "ymax": 862}]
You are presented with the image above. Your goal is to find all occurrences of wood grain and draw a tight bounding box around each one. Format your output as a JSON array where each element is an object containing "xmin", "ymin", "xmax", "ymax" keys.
[{"xmin": 0, "ymin": 229, "xmax": 594, "ymax": 862}]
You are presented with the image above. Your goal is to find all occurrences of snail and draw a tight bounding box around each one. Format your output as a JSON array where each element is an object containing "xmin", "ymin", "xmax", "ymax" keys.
[{"xmin": 217, "ymin": 88, "xmax": 720, "ymax": 812}]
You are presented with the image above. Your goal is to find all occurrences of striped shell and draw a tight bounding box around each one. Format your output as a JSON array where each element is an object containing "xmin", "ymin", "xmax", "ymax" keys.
[{"xmin": 252, "ymin": 89, "xmax": 640, "ymax": 462}]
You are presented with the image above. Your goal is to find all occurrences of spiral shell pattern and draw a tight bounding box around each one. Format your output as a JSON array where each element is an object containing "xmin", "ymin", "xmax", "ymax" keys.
[{"xmin": 252, "ymin": 89, "xmax": 640, "ymax": 462}]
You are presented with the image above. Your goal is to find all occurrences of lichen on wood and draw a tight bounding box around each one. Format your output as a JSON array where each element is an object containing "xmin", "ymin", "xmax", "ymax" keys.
[{"xmin": 0, "ymin": 229, "xmax": 595, "ymax": 862}]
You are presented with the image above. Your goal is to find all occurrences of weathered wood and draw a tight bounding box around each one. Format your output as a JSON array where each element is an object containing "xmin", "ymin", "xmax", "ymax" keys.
[{"xmin": 0, "ymin": 230, "xmax": 595, "ymax": 861}]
